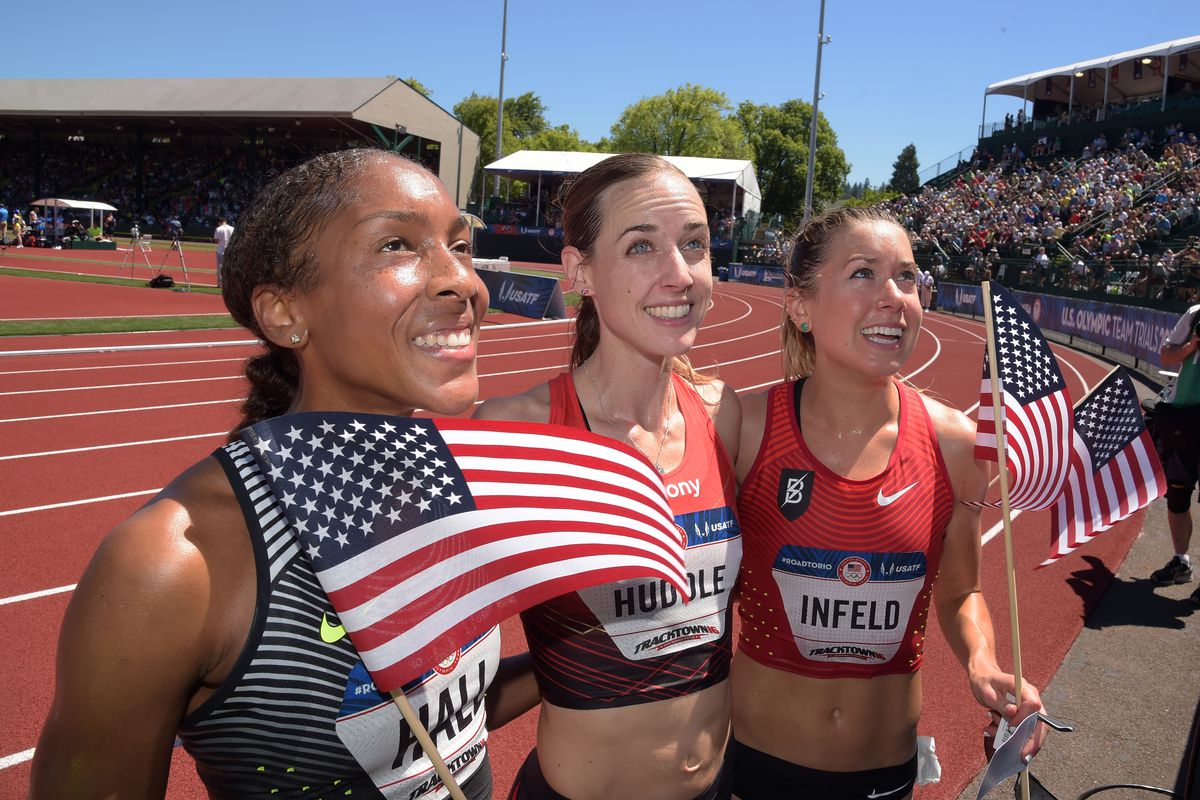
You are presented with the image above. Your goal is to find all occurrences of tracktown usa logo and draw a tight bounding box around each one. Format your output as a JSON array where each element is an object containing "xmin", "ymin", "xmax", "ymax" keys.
[
  {"xmin": 837, "ymin": 556, "xmax": 871, "ymax": 587},
  {"xmin": 632, "ymin": 624, "xmax": 720, "ymax": 654},
  {"xmin": 777, "ymin": 469, "xmax": 814, "ymax": 521},
  {"xmin": 808, "ymin": 644, "xmax": 886, "ymax": 661}
]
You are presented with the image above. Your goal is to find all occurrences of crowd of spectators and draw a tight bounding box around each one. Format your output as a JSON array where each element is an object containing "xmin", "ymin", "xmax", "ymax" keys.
[
  {"xmin": 0, "ymin": 138, "xmax": 342, "ymax": 235},
  {"xmin": 892, "ymin": 121, "xmax": 1200, "ymax": 301}
]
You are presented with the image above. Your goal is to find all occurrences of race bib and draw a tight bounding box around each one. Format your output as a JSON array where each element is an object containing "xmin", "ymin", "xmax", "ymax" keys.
[
  {"xmin": 335, "ymin": 626, "xmax": 500, "ymax": 799},
  {"xmin": 772, "ymin": 547, "xmax": 925, "ymax": 665},
  {"xmin": 578, "ymin": 507, "xmax": 741, "ymax": 660}
]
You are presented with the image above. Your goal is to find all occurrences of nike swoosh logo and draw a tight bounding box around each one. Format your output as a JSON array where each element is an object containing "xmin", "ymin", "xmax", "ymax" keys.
[
  {"xmin": 867, "ymin": 781, "xmax": 912, "ymax": 799},
  {"xmin": 319, "ymin": 613, "xmax": 347, "ymax": 644},
  {"xmin": 877, "ymin": 482, "xmax": 918, "ymax": 506}
]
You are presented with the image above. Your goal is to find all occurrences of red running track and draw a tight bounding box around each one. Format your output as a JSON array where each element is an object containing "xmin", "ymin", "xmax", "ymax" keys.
[{"xmin": 0, "ymin": 277, "xmax": 1137, "ymax": 798}]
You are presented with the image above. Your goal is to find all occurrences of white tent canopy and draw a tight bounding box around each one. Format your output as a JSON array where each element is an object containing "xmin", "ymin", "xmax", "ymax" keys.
[
  {"xmin": 30, "ymin": 198, "xmax": 118, "ymax": 211},
  {"xmin": 485, "ymin": 150, "xmax": 763, "ymax": 217},
  {"xmin": 29, "ymin": 198, "xmax": 118, "ymax": 236},
  {"xmin": 981, "ymin": 35, "xmax": 1200, "ymax": 130}
]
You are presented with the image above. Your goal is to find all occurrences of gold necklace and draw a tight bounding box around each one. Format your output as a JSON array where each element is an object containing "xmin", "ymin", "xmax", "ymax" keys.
[{"xmin": 580, "ymin": 360, "xmax": 673, "ymax": 474}]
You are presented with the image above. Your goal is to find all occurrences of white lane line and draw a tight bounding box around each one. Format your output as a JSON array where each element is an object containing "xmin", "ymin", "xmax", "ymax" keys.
[
  {"xmin": 0, "ymin": 432, "xmax": 224, "ymax": 462},
  {"xmin": 0, "ymin": 488, "xmax": 160, "ymax": 517},
  {"xmin": 0, "ymin": 398, "xmax": 241, "ymax": 424},
  {"xmin": 982, "ymin": 510, "xmax": 1023, "ymax": 546},
  {"xmin": 0, "ymin": 583, "xmax": 76, "ymax": 607},
  {"xmin": 0, "ymin": 375, "xmax": 240, "ymax": 397},
  {"xmin": 0, "ymin": 748, "xmax": 34, "ymax": 769},
  {"xmin": 0, "ymin": 338, "xmax": 258, "ymax": 357},
  {"xmin": 0, "ymin": 356, "xmax": 245, "ymax": 377}
]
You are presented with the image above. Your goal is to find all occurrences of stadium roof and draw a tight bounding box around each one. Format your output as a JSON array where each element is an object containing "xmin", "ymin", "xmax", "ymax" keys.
[
  {"xmin": 0, "ymin": 77, "xmax": 480, "ymax": 205},
  {"xmin": 484, "ymin": 150, "xmax": 762, "ymax": 214},
  {"xmin": 986, "ymin": 35, "xmax": 1200, "ymax": 102}
]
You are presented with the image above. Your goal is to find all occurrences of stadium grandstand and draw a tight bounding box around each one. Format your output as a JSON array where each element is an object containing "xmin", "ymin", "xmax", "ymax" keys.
[
  {"xmin": 890, "ymin": 35, "xmax": 1200, "ymax": 314},
  {"xmin": 477, "ymin": 150, "xmax": 763, "ymax": 265},
  {"xmin": 0, "ymin": 77, "xmax": 479, "ymax": 239}
]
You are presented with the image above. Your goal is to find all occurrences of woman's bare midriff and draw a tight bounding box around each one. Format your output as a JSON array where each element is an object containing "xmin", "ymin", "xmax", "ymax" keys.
[
  {"xmin": 535, "ymin": 681, "xmax": 731, "ymax": 800},
  {"xmin": 731, "ymin": 652, "xmax": 921, "ymax": 771}
]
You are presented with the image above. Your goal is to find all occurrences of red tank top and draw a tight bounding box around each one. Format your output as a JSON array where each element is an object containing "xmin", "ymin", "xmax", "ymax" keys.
[
  {"xmin": 736, "ymin": 379, "xmax": 953, "ymax": 679},
  {"xmin": 519, "ymin": 371, "xmax": 741, "ymax": 709}
]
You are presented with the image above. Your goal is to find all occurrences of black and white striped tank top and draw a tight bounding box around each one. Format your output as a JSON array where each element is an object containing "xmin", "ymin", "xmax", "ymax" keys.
[{"xmin": 176, "ymin": 441, "xmax": 500, "ymax": 799}]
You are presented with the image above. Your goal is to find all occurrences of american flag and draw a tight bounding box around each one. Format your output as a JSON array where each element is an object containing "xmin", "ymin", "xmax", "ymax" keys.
[
  {"xmin": 241, "ymin": 412, "xmax": 689, "ymax": 692},
  {"xmin": 1046, "ymin": 368, "xmax": 1166, "ymax": 565},
  {"xmin": 975, "ymin": 284, "xmax": 1074, "ymax": 509}
]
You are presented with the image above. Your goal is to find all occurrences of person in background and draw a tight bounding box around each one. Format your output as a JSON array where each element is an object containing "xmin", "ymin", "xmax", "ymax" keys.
[
  {"xmin": 1150, "ymin": 303, "xmax": 1200, "ymax": 606},
  {"xmin": 730, "ymin": 205, "xmax": 1045, "ymax": 800},
  {"xmin": 0, "ymin": 201, "xmax": 8, "ymax": 245},
  {"xmin": 477, "ymin": 153, "xmax": 742, "ymax": 800},
  {"xmin": 31, "ymin": 149, "xmax": 534, "ymax": 799},
  {"xmin": 10, "ymin": 210, "xmax": 24, "ymax": 248},
  {"xmin": 213, "ymin": 215, "xmax": 235, "ymax": 288}
]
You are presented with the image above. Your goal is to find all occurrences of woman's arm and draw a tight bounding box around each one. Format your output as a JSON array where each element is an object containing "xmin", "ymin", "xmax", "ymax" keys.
[
  {"xmin": 29, "ymin": 499, "xmax": 217, "ymax": 799},
  {"xmin": 925, "ymin": 399, "xmax": 1045, "ymax": 744},
  {"xmin": 484, "ymin": 652, "xmax": 540, "ymax": 729}
]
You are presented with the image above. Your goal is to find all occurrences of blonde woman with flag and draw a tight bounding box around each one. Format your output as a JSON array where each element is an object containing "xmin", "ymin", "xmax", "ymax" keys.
[
  {"xmin": 32, "ymin": 150, "xmax": 536, "ymax": 799},
  {"xmin": 730, "ymin": 205, "xmax": 1044, "ymax": 799},
  {"xmin": 476, "ymin": 153, "xmax": 742, "ymax": 800}
]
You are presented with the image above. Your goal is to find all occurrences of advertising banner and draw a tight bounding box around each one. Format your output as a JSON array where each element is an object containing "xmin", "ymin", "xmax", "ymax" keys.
[{"xmin": 475, "ymin": 269, "xmax": 566, "ymax": 319}]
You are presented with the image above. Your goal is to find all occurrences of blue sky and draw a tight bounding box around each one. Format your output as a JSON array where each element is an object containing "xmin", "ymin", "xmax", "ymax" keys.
[{"xmin": 4, "ymin": 1, "xmax": 1185, "ymax": 187}]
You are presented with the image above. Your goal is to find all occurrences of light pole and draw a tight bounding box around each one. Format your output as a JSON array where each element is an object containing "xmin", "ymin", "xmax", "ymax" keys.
[
  {"xmin": 493, "ymin": 0, "xmax": 509, "ymax": 199},
  {"xmin": 803, "ymin": 0, "xmax": 830, "ymax": 226}
]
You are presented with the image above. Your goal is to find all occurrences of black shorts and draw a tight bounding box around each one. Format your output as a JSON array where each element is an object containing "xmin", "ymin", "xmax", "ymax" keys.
[
  {"xmin": 508, "ymin": 745, "xmax": 733, "ymax": 800},
  {"xmin": 731, "ymin": 739, "xmax": 917, "ymax": 800},
  {"xmin": 1159, "ymin": 445, "xmax": 1200, "ymax": 513}
]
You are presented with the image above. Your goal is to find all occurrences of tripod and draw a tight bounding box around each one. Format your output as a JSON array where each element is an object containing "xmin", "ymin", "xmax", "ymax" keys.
[
  {"xmin": 118, "ymin": 229, "xmax": 157, "ymax": 278},
  {"xmin": 157, "ymin": 233, "xmax": 192, "ymax": 292}
]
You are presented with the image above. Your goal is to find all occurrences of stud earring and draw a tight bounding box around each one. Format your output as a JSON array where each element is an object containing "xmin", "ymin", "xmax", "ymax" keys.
[
  {"xmin": 580, "ymin": 287, "xmax": 590, "ymax": 296},
  {"xmin": 289, "ymin": 331, "xmax": 304, "ymax": 344},
  {"xmin": 798, "ymin": 321, "xmax": 811, "ymax": 333}
]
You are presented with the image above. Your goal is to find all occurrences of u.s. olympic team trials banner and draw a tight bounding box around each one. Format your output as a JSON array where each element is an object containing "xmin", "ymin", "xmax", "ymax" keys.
[
  {"xmin": 936, "ymin": 282, "xmax": 1177, "ymax": 365},
  {"xmin": 474, "ymin": 268, "xmax": 566, "ymax": 320}
]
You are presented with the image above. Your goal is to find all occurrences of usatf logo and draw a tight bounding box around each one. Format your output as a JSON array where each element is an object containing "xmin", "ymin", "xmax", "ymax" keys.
[
  {"xmin": 837, "ymin": 556, "xmax": 871, "ymax": 587},
  {"xmin": 777, "ymin": 469, "xmax": 814, "ymax": 521},
  {"xmin": 433, "ymin": 649, "xmax": 461, "ymax": 676}
]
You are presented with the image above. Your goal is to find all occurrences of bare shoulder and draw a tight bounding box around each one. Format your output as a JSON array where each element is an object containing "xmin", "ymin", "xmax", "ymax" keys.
[
  {"xmin": 735, "ymin": 388, "xmax": 772, "ymax": 483},
  {"xmin": 474, "ymin": 381, "xmax": 553, "ymax": 423},
  {"xmin": 693, "ymin": 378, "xmax": 741, "ymax": 463},
  {"xmin": 917, "ymin": 391, "xmax": 988, "ymax": 501}
]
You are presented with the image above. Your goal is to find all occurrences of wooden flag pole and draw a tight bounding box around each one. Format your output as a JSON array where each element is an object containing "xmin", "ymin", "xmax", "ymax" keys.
[
  {"xmin": 391, "ymin": 691, "xmax": 469, "ymax": 800},
  {"xmin": 980, "ymin": 281, "xmax": 1031, "ymax": 800}
]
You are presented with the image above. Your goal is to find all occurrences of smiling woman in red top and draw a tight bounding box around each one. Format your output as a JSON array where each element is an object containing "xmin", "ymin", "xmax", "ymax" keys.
[{"xmin": 731, "ymin": 205, "xmax": 1045, "ymax": 800}]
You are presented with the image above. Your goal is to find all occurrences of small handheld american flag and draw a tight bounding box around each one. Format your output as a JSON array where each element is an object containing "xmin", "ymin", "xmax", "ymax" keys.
[
  {"xmin": 1046, "ymin": 367, "xmax": 1166, "ymax": 565},
  {"xmin": 975, "ymin": 283, "xmax": 1074, "ymax": 510},
  {"xmin": 241, "ymin": 412, "xmax": 689, "ymax": 692}
]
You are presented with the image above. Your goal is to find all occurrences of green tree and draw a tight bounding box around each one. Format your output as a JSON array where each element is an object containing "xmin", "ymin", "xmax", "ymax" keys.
[
  {"xmin": 525, "ymin": 124, "xmax": 597, "ymax": 152},
  {"xmin": 453, "ymin": 91, "xmax": 551, "ymax": 164},
  {"xmin": 609, "ymin": 84, "xmax": 749, "ymax": 158},
  {"xmin": 736, "ymin": 99, "xmax": 850, "ymax": 219},
  {"xmin": 403, "ymin": 77, "xmax": 432, "ymax": 98},
  {"xmin": 888, "ymin": 143, "xmax": 920, "ymax": 194}
]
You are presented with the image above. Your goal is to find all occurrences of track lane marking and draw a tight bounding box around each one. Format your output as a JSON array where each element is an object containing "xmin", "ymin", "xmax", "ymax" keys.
[
  {"xmin": 0, "ymin": 488, "xmax": 160, "ymax": 517},
  {"xmin": 0, "ymin": 432, "xmax": 225, "ymax": 462}
]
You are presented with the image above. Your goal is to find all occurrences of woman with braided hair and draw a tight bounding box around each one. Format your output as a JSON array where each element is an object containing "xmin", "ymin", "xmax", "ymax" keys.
[
  {"xmin": 32, "ymin": 149, "xmax": 535, "ymax": 799},
  {"xmin": 730, "ymin": 205, "xmax": 1045, "ymax": 799}
]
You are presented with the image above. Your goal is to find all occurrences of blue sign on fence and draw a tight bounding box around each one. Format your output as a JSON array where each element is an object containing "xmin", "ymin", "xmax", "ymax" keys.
[
  {"xmin": 474, "ymin": 269, "xmax": 566, "ymax": 320},
  {"xmin": 935, "ymin": 283, "xmax": 1175, "ymax": 365},
  {"xmin": 728, "ymin": 263, "xmax": 786, "ymax": 287}
]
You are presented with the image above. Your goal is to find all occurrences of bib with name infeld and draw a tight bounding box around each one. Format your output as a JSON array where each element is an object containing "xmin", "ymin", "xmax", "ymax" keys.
[{"xmin": 736, "ymin": 379, "xmax": 953, "ymax": 679}]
